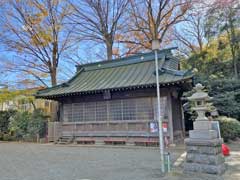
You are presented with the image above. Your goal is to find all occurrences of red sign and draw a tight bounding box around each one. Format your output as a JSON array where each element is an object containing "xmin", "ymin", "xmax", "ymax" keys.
[{"xmin": 162, "ymin": 122, "xmax": 168, "ymax": 133}]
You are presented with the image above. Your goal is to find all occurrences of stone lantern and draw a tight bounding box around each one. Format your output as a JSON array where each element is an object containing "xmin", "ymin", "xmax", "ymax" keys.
[
  {"xmin": 184, "ymin": 83, "xmax": 225, "ymax": 175},
  {"xmin": 188, "ymin": 83, "xmax": 215, "ymax": 139}
]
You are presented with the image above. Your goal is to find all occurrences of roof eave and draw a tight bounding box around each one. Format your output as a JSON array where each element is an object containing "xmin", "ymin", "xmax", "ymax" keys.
[{"xmin": 36, "ymin": 76, "xmax": 193, "ymax": 100}]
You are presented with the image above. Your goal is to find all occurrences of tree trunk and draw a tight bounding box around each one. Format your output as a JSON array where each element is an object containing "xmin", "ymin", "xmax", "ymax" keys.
[
  {"xmin": 229, "ymin": 16, "xmax": 239, "ymax": 79},
  {"xmin": 230, "ymin": 44, "xmax": 239, "ymax": 80},
  {"xmin": 31, "ymin": 101, "xmax": 36, "ymax": 111},
  {"xmin": 106, "ymin": 39, "xmax": 113, "ymax": 60},
  {"xmin": 51, "ymin": 41, "xmax": 58, "ymax": 86},
  {"xmin": 233, "ymin": 55, "xmax": 238, "ymax": 79},
  {"xmin": 50, "ymin": 67, "xmax": 57, "ymax": 86}
]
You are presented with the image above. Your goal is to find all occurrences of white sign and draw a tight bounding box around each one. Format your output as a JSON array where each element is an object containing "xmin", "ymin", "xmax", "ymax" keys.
[{"xmin": 150, "ymin": 122, "xmax": 158, "ymax": 133}]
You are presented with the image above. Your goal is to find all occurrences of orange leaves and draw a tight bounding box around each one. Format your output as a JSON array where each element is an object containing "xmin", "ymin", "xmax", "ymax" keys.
[
  {"xmin": 34, "ymin": 3, "xmax": 48, "ymax": 16},
  {"xmin": 27, "ymin": 0, "xmax": 48, "ymax": 16},
  {"xmin": 115, "ymin": 33, "xmax": 124, "ymax": 41},
  {"xmin": 20, "ymin": 1, "xmax": 52, "ymax": 47},
  {"xmin": 180, "ymin": 2, "xmax": 191, "ymax": 14},
  {"xmin": 26, "ymin": 15, "xmax": 42, "ymax": 26},
  {"xmin": 112, "ymin": 48, "xmax": 120, "ymax": 57},
  {"xmin": 30, "ymin": 29, "xmax": 52, "ymax": 47},
  {"xmin": 163, "ymin": 10, "xmax": 173, "ymax": 27},
  {"xmin": 15, "ymin": 43, "xmax": 24, "ymax": 53}
]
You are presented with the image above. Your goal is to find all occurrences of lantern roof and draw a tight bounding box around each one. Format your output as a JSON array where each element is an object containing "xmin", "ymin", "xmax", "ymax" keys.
[{"xmin": 188, "ymin": 83, "xmax": 212, "ymax": 101}]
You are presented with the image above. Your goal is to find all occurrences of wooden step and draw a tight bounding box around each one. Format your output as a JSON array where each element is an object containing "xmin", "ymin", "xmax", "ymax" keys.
[
  {"xmin": 103, "ymin": 138, "xmax": 126, "ymax": 145},
  {"xmin": 134, "ymin": 140, "xmax": 159, "ymax": 146},
  {"xmin": 75, "ymin": 138, "xmax": 95, "ymax": 144},
  {"xmin": 56, "ymin": 136, "xmax": 74, "ymax": 144}
]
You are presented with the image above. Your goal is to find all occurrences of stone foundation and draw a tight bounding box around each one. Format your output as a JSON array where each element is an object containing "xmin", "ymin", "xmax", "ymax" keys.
[{"xmin": 184, "ymin": 138, "xmax": 226, "ymax": 175}]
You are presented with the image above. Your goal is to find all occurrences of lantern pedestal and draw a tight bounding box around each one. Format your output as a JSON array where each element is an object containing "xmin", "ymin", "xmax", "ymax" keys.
[
  {"xmin": 184, "ymin": 138, "xmax": 225, "ymax": 175},
  {"xmin": 184, "ymin": 83, "xmax": 226, "ymax": 175}
]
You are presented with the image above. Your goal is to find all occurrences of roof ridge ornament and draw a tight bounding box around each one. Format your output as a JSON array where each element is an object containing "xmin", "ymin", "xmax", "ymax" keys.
[
  {"xmin": 188, "ymin": 83, "xmax": 212, "ymax": 102},
  {"xmin": 195, "ymin": 83, "xmax": 204, "ymax": 92}
]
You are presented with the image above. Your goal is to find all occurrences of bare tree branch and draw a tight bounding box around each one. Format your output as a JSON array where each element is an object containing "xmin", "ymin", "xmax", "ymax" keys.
[
  {"xmin": 0, "ymin": 0, "xmax": 77, "ymax": 86},
  {"xmin": 68, "ymin": 0, "xmax": 129, "ymax": 60}
]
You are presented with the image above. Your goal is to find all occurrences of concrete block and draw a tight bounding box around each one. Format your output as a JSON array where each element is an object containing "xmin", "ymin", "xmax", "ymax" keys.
[
  {"xmin": 186, "ymin": 153, "xmax": 224, "ymax": 165},
  {"xmin": 189, "ymin": 130, "xmax": 217, "ymax": 139},
  {"xmin": 186, "ymin": 145, "xmax": 199, "ymax": 153},
  {"xmin": 186, "ymin": 145, "xmax": 222, "ymax": 155},
  {"xmin": 201, "ymin": 163, "xmax": 226, "ymax": 175},
  {"xmin": 184, "ymin": 162, "xmax": 226, "ymax": 175},
  {"xmin": 185, "ymin": 138, "xmax": 223, "ymax": 146},
  {"xmin": 184, "ymin": 162, "xmax": 202, "ymax": 173},
  {"xmin": 199, "ymin": 146, "xmax": 222, "ymax": 155},
  {"xmin": 193, "ymin": 121, "xmax": 212, "ymax": 130}
]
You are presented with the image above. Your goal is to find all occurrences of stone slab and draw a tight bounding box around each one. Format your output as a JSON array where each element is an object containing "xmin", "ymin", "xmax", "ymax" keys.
[
  {"xmin": 186, "ymin": 153, "xmax": 224, "ymax": 165},
  {"xmin": 193, "ymin": 121, "xmax": 212, "ymax": 130},
  {"xmin": 186, "ymin": 145, "xmax": 222, "ymax": 155},
  {"xmin": 189, "ymin": 130, "xmax": 217, "ymax": 139},
  {"xmin": 185, "ymin": 138, "xmax": 223, "ymax": 146},
  {"xmin": 184, "ymin": 162, "xmax": 226, "ymax": 175}
]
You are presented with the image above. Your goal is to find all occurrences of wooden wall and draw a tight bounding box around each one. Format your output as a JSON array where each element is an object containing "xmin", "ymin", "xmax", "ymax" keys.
[{"xmin": 55, "ymin": 86, "xmax": 185, "ymax": 143}]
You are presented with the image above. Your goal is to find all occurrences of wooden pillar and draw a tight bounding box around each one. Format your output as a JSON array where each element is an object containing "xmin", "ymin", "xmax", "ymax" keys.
[
  {"xmin": 181, "ymin": 103, "xmax": 186, "ymax": 137},
  {"xmin": 167, "ymin": 92, "xmax": 174, "ymax": 143}
]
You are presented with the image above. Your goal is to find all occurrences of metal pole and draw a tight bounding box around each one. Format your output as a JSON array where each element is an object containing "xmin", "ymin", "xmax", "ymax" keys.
[
  {"xmin": 167, "ymin": 152, "xmax": 171, "ymax": 172},
  {"xmin": 154, "ymin": 49, "xmax": 165, "ymax": 173}
]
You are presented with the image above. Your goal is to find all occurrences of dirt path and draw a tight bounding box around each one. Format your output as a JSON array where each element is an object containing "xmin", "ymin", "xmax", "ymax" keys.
[{"xmin": 0, "ymin": 141, "xmax": 239, "ymax": 180}]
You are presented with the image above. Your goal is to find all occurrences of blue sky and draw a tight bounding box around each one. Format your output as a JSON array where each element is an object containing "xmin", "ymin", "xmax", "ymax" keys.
[{"xmin": 0, "ymin": 0, "xmax": 203, "ymax": 90}]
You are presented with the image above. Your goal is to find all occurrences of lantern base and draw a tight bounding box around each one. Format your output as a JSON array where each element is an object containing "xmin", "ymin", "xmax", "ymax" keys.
[{"xmin": 184, "ymin": 138, "xmax": 226, "ymax": 175}]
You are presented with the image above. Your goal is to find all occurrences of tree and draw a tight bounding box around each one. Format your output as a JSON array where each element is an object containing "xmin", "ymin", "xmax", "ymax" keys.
[
  {"xmin": 0, "ymin": 0, "xmax": 76, "ymax": 86},
  {"xmin": 0, "ymin": 88, "xmax": 38, "ymax": 110},
  {"xmin": 174, "ymin": 6, "xmax": 206, "ymax": 56},
  {"xmin": 181, "ymin": 34, "xmax": 233, "ymax": 79},
  {"xmin": 205, "ymin": 0, "xmax": 240, "ymax": 79},
  {"xmin": 27, "ymin": 109, "xmax": 47, "ymax": 140},
  {"xmin": 121, "ymin": 0, "xmax": 192, "ymax": 54},
  {"xmin": 69, "ymin": 0, "xmax": 129, "ymax": 60},
  {"xmin": 9, "ymin": 111, "xmax": 31, "ymax": 139},
  {"xmin": 0, "ymin": 110, "xmax": 16, "ymax": 134},
  {"xmin": 200, "ymin": 79, "xmax": 240, "ymax": 120}
]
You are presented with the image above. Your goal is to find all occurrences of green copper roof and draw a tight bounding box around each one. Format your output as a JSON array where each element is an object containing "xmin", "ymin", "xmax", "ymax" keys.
[{"xmin": 36, "ymin": 48, "xmax": 193, "ymax": 99}]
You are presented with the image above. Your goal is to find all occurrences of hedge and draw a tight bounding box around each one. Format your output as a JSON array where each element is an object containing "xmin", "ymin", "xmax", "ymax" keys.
[{"xmin": 216, "ymin": 116, "xmax": 240, "ymax": 142}]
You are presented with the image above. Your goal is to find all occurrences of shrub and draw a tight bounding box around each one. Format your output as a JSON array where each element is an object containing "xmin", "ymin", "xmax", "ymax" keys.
[
  {"xmin": 8, "ymin": 109, "xmax": 48, "ymax": 141},
  {"xmin": 216, "ymin": 116, "xmax": 240, "ymax": 142},
  {"xmin": 0, "ymin": 110, "xmax": 16, "ymax": 134},
  {"xmin": 9, "ymin": 111, "xmax": 31, "ymax": 140},
  {"xmin": 201, "ymin": 79, "xmax": 240, "ymax": 120},
  {"xmin": 2, "ymin": 133, "xmax": 15, "ymax": 141},
  {"xmin": 28, "ymin": 109, "xmax": 48, "ymax": 139}
]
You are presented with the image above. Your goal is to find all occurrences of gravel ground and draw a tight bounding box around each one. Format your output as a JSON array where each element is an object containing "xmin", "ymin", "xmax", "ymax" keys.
[
  {"xmin": 0, "ymin": 142, "xmax": 238, "ymax": 180},
  {"xmin": 0, "ymin": 142, "xmax": 181, "ymax": 180}
]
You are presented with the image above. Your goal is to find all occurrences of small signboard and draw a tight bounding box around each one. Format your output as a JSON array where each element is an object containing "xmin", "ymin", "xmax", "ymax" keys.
[
  {"xmin": 150, "ymin": 122, "xmax": 168, "ymax": 134},
  {"xmin": 150, "ymin": 122, "xmax": 158, "ymax": 133},
  {"xmin": 162, "ymin": 122, "xmax": 168, "ymax": 133},
  {"xmin": 211, "ymin": 121, "xmax": 221, "ymax": 139}
]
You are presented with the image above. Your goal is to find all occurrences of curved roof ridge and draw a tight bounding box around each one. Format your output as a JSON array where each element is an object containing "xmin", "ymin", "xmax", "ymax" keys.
[{"xmin": 76, "ymin": 48, "xmax": 176, "ymax": 72}]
